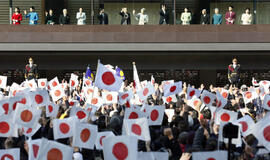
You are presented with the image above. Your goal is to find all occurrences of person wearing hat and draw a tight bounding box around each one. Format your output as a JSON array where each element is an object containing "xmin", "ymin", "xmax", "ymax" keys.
[
  {"xmin": 24, "ymin": 57, "xmax": 38, "ymax": 80},
  {"xmin": 228, "ymin": 58, "xmax": 241, "ymax": 87}
]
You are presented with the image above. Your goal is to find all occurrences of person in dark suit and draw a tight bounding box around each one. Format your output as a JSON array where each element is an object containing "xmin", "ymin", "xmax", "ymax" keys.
[
  {"xmin": 98, "ymin": 8, "xmax": 109, "ymax": 25},
  {"xmin": 228, "ymin": 58, "xmax": 241, "ymax": 87},
  {"xmin": 45, "ymin": 9, "xmax": 56, "ymax": 25},
  {"xmin": 200, "ymin": 9, "xmax": 210, "ymax": 25},
  {"xmin": 119, "ymin": 7, "xmax": 131, "ymax": 25},
  {"xmin": 24, "ymin": 57, "xmax": 38, "ymax": 80},
  {"xmin": 159, "ymin": 4, "xmax": 169, "ymax": 24},
  {"xmin": 59, "ymin": 9, "xmax": 70, "ymax": 25}
]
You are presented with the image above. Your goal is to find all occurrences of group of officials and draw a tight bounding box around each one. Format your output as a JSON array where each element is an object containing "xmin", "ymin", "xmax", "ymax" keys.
[{"xmin": 12, "ymin": 5, "xmax": 253, "ymax": 25}]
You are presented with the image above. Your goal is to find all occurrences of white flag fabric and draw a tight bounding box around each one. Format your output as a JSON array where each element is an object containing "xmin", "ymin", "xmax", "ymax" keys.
[
  {"xmin": 13, "ymin": 103, "xmax": 41, "ymax": 127},
  {"xmin": 95, "ymin": 62, "xmax": 123, "ymax": 92},
  {"xmin": 236, "ymin": 115, "xmax": 254, "ymax": 137},
  {"xmin": 28, "ymin": 139, "xmax": 42, "ymax": 160},
  {"xmin": 72, "ymin": 121, "xmax": 98, "ymax": 149},
  {"xmin": 163, "ymin": 81, "xmax": 182, "ymax": 97},
  {"xmin": 252, "ymin": 116, "xmax": 270, "ymax": 151},
  {"xmin": 137, "ymin": 82, "xmax": 155, "ymax": 101},
  {"xmin": 220, "ymin": 88, "xmax": 229, "ymax": 99},
  {"xmin": 192, "ymin": 150, "xmax": 227, "ymax": 160},
  {"xmin": 50, "ymin": 85, "xmax": 65, "ymax": 102},
  {"xmin": 48, "ymin": 77, "xmax": 59, "ymax": 89},
  {"xmin": 162, "ymin": 95, "xmax": 177, "ymax": 104},
  {"xmin": 0, "ymin": 148, "xmax": 20, "ymax": 160},
  {"xmin": 30, "ymin": 88, "xmax": 50, "ymax": 107},
  {"xmin": 242, "ymin": 90, "xmax": 258, "ymax": 104},
  {"xmin": 95, "ymin": 131, "xmax": 115, "ymax": 150},
  {"xmin": 46, "ymin": 102, "xmax": 59, "ymax": 118},
  {"xmin": 83, "ymin": 86, "xmax": 95, "ymax": 99},
  {"xmin": 215, "ymin": 109, "xmax": 238, "ymax": 125},
  {"xmin": 37, "ymin": 138, "xmax": 73, "ymax": 160},
  {"xmin": 70, "ymin": 107, "xmax": 89, "ymax": 122},
  {"xmin": 201, "ymin": 90, "xmax": 216, "ymax": 106},
  {"xmin": 69, "ymin": 73, "xmax": 79, "ymax": 89},
  {"xmin": 37, "ymin": 78, "xmax": 47, "ymax": 89},
  {"xmin": 187, "ymin": 86, "xmax": 201, "ymax": 100},
  {"xmin": 88, "ymin": 96, "xmax": 103, "ymax": 108},
  {"xmin": 216, "ymin": 91, "xmax": 227, "ymax": 109},
  {"xmin": 122, "ymin": 118, "xmax": 150, "ymax": 141},
  {"xmin": 0, "ymin": 114, "xmax": 18, "ymax": 137},
  {"xmin": 137, "ymin": 152, "xmax": 169, "ymax": 160},
  {"xmin": 145, "ymin": 105, "xmax": 165, "ymax": 126},
  {"xmin": 118, "ymin": 90, "xmax": 133, "ymax": 105},
  {"xmin": 124, "ymin": 107, "xmax": 146, "ymax": 120},
  {"xmin": 133, "ymin": 63, "xmax": 142, "ymax": 91},
  {"xmin": 22, "ymin": 123, "xmax": 41, "ymax": 137},
  {"xmin": 103, "ymin": 135, "xmax": 138, "ymax": 160},
  {"xmin": 26, "ymin": 79, "xmax": 38, "ymax": 90},
  {"xmin": 262, "ymin": 94, "xmax": 270, "ymax": 110},
  {"xmin": 53, "ymin": 117, "xmax": 75, "ymax": 139},
  {"xmin": 102, "ymin": 91, "xmax": 118, "ymax": 104},
  {"xmin": 0, "ymin": 75, "xmax": 7, "ymax": 89},
  {"xmin": 252, "ymin": 77, "xmax": 259, "ymax": 86}
]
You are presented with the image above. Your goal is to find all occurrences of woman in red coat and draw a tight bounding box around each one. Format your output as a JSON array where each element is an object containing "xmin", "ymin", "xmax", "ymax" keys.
[{"xmin": 12, "ymin": 7, "xmax": 22, "ymax": 25}]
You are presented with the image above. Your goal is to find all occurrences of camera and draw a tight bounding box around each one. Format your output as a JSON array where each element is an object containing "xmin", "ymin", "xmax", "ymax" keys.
[{"xmin": 223, "ymin": 122, "xmax": 239, "ymax": 139}]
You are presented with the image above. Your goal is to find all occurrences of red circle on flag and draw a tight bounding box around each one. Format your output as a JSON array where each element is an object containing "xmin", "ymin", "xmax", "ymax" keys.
[
  {"xmin": 71, "ymin": 80, "xmax": 75, "ymax": 87},
  {"xmin": 131, "ymin": 124, "xmax": 142, "ymax": 136},
  {"xmin": 48, "ymin": 105, "xmax": 53, "ymax": 113},
  {"xmin": 107, "ymin": 94, "xmax": 113, "ymax": 101},
  {"xmin": 69, "ymin": 102, "xmax": 75, "ymax": 106},
  {"xmin": 80, "ymin": 128, "xmax": 91, "ymax": 142},
  {"xmin": 189, "ymin": 90, "xmax": 195, "ymax": 97},
  {"xmin": 263, "ymin": 81, "xmax": 268, "ymax": 85},
  {"xmin": 29, "ymin": 83, "xmax": 33, "ymax": 88},
  {"xmin": 245, "ymin": 92, "xmax": 252, "ymax": 99},
  {"xmin": 193, "ymin": 100, "xmax": 199, "ymax": 107},
  {"xmin": 222, "ymin": 92, "xmax": 228, "ymax": 98},
  {"xmin": 52, "ymin": 81, "xmax": 58, "ymax": 87},
  {"xmin": 87, "ymin": 89, "xmax": 94, "ymax": 94},
  {"xmin": 91, "ymin": 98, "xmax": 98, "ymax": 105},
  {"xmin": 3, "ymin": 103, "xmax": 9, "ymax": 114},
  {"xmin": 129, "ymin": 112, "xmax": 139, "ymax": 119},
  {"xmin": 26, "ymin": 128, "xmax": 32, "ymax": 134},
  {"xmin": 150, "ymin": 109, "xmax": 159, "ymax": 121},
  {"xmin": 85, "ymin": 80, "xmax": 91, "ymax": 85},
  {"xmin": 41, "ymin": 82, "xmax": 46, "ymax": 86},
  {"xmin": 32, "ymin": 144, "xmax": 39, "ymax": 158},
  {"xmin": 54, "ymin": 90, "xmax": 61, "ymax": 97},
  {"xmin": 0, "ymin": 121, "xmax": 10, "ymax": 134},
  {"xmin": 121, "ymin": 94, "xmax": 129, "ymax": 100},
  {"xmin": 1, "ymin": 154, "xmax": 14, "ymax": 160},
  {"xmin": 207, "ymin": 158, "xmax": 216, "ymax": 160},
  {"xmin": 112, "ymin": 142, "xmax": 128, "ymax": 160},
  {"xmin": 170, "ymin": 86, "xmax": 176, "ymax": 92},
  {"xmin": 35, "ymin": 94, "xmax": 43, "ymax": 104},
  {"xmin": 47, "ymin": 148, "xmax": 63, "ymax": 160},
  {"xmin": 12, "ymin": 102, "xmax": 17, "ymax": 110},
  {"xmin": 20, "ymin": 110, "xmax": 33, "ymax": 122},
  {"xmin": 166, "ymin": 97, "xmax": 172, "ymax": 103},
  {"xmin": 59, "ymin": 123, "xmax": 70, "ymax": 134},
  {"xmin": 0, "ymin": 79, "xmax": 2, "ymax": 85},
  {"xmin": 102, "ymin": 72, "xmax": 115, "ymax": 85},
  {"xmin": 221, "ymin": 113, "xmax": 230, "ymax": 122},
  {"xmin": 239, "ymin": 121, "xmax": 248, "ymax": 132},
  {"xmin": 100, "ymin": 136, "xmax": 106, "ymax": 146},
  {"xmin": 143, "ymin": 88, "xmax": 149, "ymax": 96},
  {"xmin": 20, "ymin": 98, "xmax": 27, "ymax": 104},
  {"xmin": 267, "ymin": 100, "xmax": 270, "ymax": 108},
  {"xmin": 203, "ymin": 96, "xmax": 211, "ymax": 104},
  {"xmin": 263, "ymin": 126, "xmax": 270, "ymax": 141},
  {"xmin": 76, "ymin": 111, "xmax": 86, "ymax": 119}
]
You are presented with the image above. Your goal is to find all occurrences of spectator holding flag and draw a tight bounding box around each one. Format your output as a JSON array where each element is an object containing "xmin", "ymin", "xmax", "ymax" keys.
[{"xmin": 24, "ymin": 6, "xmax": 39, "ymax": 25}]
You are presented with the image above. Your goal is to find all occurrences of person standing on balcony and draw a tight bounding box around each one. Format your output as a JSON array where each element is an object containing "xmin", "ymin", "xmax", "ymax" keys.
[
  {"xmin": 225, "ymin": 6, "xmax": 236, "ymax": 25},
  {"xmin": 133, "ymin": 8, "xmax": 148, "ymax": 25},
  {"xmin": 200, "ymin": 9, "xmax": 210, "ymax": 25},
  {"xmin": 120, "ymin": 7, "xmax": 131, "ymax": 25},
  {"xmin": 181, "ymin": 8, "xmax": 192, "ymax": 25},
  {"xmin": 212, "ymin": 8, "xmax": 222, "ymax": 25},
  {"xmin": 241, "ymin": 8, "xmax": 252, "ymax": 25},
  {"xmin": 76, "ymin": 8, "xmax": 86, "ymax": 25},
  {"xmin": 98, "ymin": 8, "xmax": 109, "ymax": 25},
  {"xmin": 159, "ymin": 4, "xmax": 169, "ymax": 25},
  {"xmin": 59, "ymin": 9, "xmax": 70, "ymax": 25},
  {"xmin": 24, "ymin": 6, "xmax": 38, "ymax": 25},
  {"xmin": 45, "ymin": 9, "xmax": 56, "ymax": 25},
  {"xmin": 12, "ymin": 7, "xmax": 22, "ymax": 25}
]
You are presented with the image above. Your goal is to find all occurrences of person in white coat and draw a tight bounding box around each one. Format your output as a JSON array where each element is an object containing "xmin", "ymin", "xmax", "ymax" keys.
[{"xmin": 76, "ymin": 8, "xmax": 86, "ymax": 25}]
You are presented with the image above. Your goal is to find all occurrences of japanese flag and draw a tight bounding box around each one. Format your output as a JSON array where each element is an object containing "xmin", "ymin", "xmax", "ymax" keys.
[
  {"xmin": 124, "ymin": 107, "xmax": 146, "ymax": 120},
  {"xmin": 22, "ymin": 123, "xmax": 41, "ymax": 138},
  {"xmin": 48, "ymin": 77, "xmax": 59, "ymax": 89},
  {"xmin": 187, "ymin": 96, "xmax": 201, "ymax": 110},
  {"xmin": 252, "ymin": 116, "xmax": 270, "ymax": 151},
  {"xmin": 72, "ymin": 121, "xmax": 98, "ymax": 149},
  {"xmin": 122, "ymin": 118, "xmax": 150, "ymax": 141},
  {"xmin": 0, "ymin": 148, "xmax": 20, "ymax": 160},
  {"xmin": 259, "ymin": 80, "xmax": 270, "ymax": 87},
  {"xmin": 88, "ymin": 96, "xmax": 103, "ymax": 108},
  {"xmin": 16, "ymin": 90, "xmax": 33, "ymax": 107},
  {"xmin": 236, "ymin": 115, "xmax": 255, "ymax": 137},
  {"xmin": 83, "ymin": 86, "xmax": 96, "ymax": 100},
  {"xmin": 145, "ymin": 105, "xmax": 165, "ymax": 126},
  {"xmin": 242, "ymin": 90, "xmax": 258, "ymax": 104},
  {"xmin": 50, "ymin": 85, "xmax": 65, "ymax": 102},
  {"xmin": 0, "ymin": 98, "xmax": 12, "ymax": 115},
  {"xmin": 31, "ymin": 89, "xmax": 50, "ymax": 107},
  {"xmin": 28, "ymin": 139, "xmax": 42, "ymax": 160},
  {"xmin": 137, "ymin": 82, "xmax": 155, "ymax": 101},
  {"xmin": 68, "ymin": 100, "xmax": 78, "ymax": 107},
  {"xmin": 137, "ymin": 152, "xmax": 169, "ymax": 160},
  {"xmin": 192, "ymin": 150, "xmax": 227, "ymax": 160},
  {"xmin": 187, "ymin": 86, "xmax": 201, "ymax": 100},
  {"xmin": 0, "ymin": 114, "xmax": 18, "ymax": 137},
  {"xmin": 10, "ymin": 82, "xmax": 20, "ymax": 97},
  {"xmin": 69, "ymin": 73, "xmax": 79, "ymax": 89},
  {"xmin": 119, "ymin": 90, "xmax": 133, "ymax": 105},
  {"xmin": 103, "ymin": 135, "xmax": 138, "ymax": 160},
  {"xmin": 53, "ymin": 117, "xmax": 75, "ymax": 139},
  {"xmin": 102, "ymin": 91, "xmax": 118, "ymax": 104},
  {"xmin": 37, "ymin": 138, "xmax": 73, "ymax": 160},
  {"xmin": 37, "ymin": 78, "xmax": 47, "ymax": 89},
  {"xmin": 163, "ymin": 81, "xmax": 182, "ymax": 97},
  {"xmin": 162, "ymin": 95, "xmax": 177, "ymax": 104},
  {"xmin": 201, "ymin": 90, "xmax": 216, "ymax": 106},
  {"xmin": 26, "ymin": 79, "xmax": 38, "ymax": 90},
  {"xmin": 220, "ymin": 88, "xmax": 229, "ymax": 99},
  {"xmin": 83, "ymin": 77, "xmax": 92, "ymax": 87},
  {"xmin": 13, "ymin": 103, "xmax": 41, "ymax": 127},
  {"xmin": 0, "ymin": 75, "xmax": 7, "ymax": 89},
  {"xmin": 95, "ymin": 62, "xmax": 123, "ymax": 92},
  {"xmin": 215, "ymin": 109, "xmax": 238, "ymax": 125},
  {"xmin": 262, "ymin": 94, "xmax": 270, "ymax": 110},
  {"xmin": 46, "ymin": 102, "xmax": 59, "ymax": 118},
  {"xmin": 95, "ymin": 131, "xmax": 115, "ymax": 150},
  {"xmin": 216, "ymin": 91, "xmax": 227, "ymax": 109},
  {"xmin": 70, "ymin": 107, "xmax": 89, "ymax": 122}
]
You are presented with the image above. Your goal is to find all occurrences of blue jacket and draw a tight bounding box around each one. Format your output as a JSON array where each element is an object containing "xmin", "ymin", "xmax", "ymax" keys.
[
  {"xmin": 212, "ymin": 14, "xmax": 222, "ymax": 25},
  {"xmin": 25, "ymin": 12, "xmax": 39, "ymax": 25}
]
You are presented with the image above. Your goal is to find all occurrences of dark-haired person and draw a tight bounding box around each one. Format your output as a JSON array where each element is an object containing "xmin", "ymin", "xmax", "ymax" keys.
[
  {"xmin": 12, "ymin": 7, "xmax": 22, "ymax": 25},
  {"xmin": 225, "ymin": 6, "xmax": 236, "ymax": 25},
  {"xmin": 45, "ymin": 9, "xmax": 56, "ymax": 25},
  {"xmin": 59, "ymin": 9, "xmax": 70, "ymax": 25},
  {"xmin": 24, "ymin": 57, "xmax": 38, "ymax": 80},
  {"xmin": 228, "ymin": 58, "xmax": 241, "ymax": 87},
  {"xmin": 159, "ymin": 4, "xmax": 169, "ymax": 24},
  {"xmin": 98, "ymin": 8, "xmax": 109, "ymax": 25},
  {"xmin": 200, "ymin": 9, "xmax": 210, "ymax": 25},
  {"xmin": 241, "ymin": 8, "xmax": 252, "ymax": 25},
  {"xmin": 24, "ymin": 6, "xmax": 39, "ymax": 25},
  {"xmin": 181, "ymin": 7, "xmax": 191, "ymax": 25},
  {"xmin": 119, "ymin": 7, "xmax": 131, "ymax": 25}
]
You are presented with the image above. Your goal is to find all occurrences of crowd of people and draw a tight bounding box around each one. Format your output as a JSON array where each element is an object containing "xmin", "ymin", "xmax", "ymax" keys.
[
  {"xmin": 0, "ymin": 58, "xmax": 270, "ymax": 160},
  {"xmin": 11, "ymin": 5, "xmax": 253, "ymax": 25}
]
